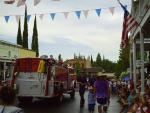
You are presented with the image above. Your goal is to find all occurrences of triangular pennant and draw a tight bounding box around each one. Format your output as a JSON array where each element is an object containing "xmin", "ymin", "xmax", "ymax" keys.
[
  {"xmin": 4, "ymin": 0, "xmax": 15, "ymax": 4},
  {"xmin": 17, "ymin": 0, "xmax": 26, "ymax": 7},
  {"xmin": 34, "ymin": 0, "xmax": 41, "ymax": 6},
  {"xmin": 39, "ymin": 14, "xmax": 44, "ymax": 20},
  {"xmin": 4, "ymin": 16, "xmax": 10, "ymax": 23},
  {"xmin": 109, "ymin": 7, "xmax": 115, "ymax": 15},
  {"xmin": 50, "ymin": 13, "xmax": 56, "ymax": 20},
  {"xmin": 63, "ymin": 12, "xmax": 69, "ymax": 19},
  {"xmin": 75, "ymin": 11, "xmax": 81, "ymax": 19},
  {"xmin": 51, "ymin": 0, "xmax": 61, "ymax": 1},
  {"xmin": 15, "ymin": 15, "xmax": 21, "ymax": 23},
  {"xmin": 95, "ymin": 9, "xmax": 101, "ymax": 17},
  {"xmin": 83, "ymin": 10, "xmax": 89, "ymax": 18},
  {"xmin": 27, "ymin": 15, "xmax": 31, "ymax": 22}
]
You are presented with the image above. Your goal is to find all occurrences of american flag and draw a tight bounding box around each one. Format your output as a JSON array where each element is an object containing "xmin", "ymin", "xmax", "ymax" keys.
[{"xmin": 118, "ymin": 0, "xmax": 138, "ymax": 48}]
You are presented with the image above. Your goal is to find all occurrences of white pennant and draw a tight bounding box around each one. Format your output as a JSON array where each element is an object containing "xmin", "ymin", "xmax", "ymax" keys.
[
  {"xmin": 63, "ymin": 12, "xmax": 69, "ymax": 19},
  {"xmin": 34, "ymin": 0, "xmax": 41, "ymax": 6},
  {"xmin": 15, "ymin": 15, "xmax": 21, "ymax": 23},
  {"xmin": 52, "ymin": 0, "xmax": 61, "ymax": 1},
  {"xmin": 39, "ymin": 14, "xmax": 44, "ymax": 20},
  {"xmin": 109, "ymin": 7, "xmax": 115, "ymax": 15},
  {"xmin": 17, "ymin": 0, "xmax": 26, "ymax": 7},
  {"xmin": 4, "ymin": 0, "xmax": 15, "ymax": 4},
  {"xmin": 83, "ymin": 10, "xmax": 89, "ymax": 18}
]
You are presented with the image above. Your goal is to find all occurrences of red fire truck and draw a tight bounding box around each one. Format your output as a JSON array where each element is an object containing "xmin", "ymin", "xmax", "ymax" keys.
[{"xmin": 11, "ymin": 58, "xmax": 75, "ymax": 103}]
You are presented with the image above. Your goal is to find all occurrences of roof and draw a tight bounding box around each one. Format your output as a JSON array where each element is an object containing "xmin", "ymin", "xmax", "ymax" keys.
[{"xmin": 0, "ymin": 40, "xmax": 21, "ymax": 47}]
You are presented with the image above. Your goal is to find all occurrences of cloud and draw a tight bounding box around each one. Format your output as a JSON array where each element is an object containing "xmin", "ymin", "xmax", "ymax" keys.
[{"xmin": 0, "ymin": 0, "xmax": 131, "ymax": 61}]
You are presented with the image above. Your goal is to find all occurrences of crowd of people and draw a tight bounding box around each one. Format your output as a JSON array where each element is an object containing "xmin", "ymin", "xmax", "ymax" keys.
[
  {"xmin": 77, "ymin": 74, "xmax": 110, "ymax": 113},
  {"xmin": 77, "ymin": 74, "xmax": 150, "ymax": 113},
  {"xmin": 0, "ymin": 73, "xmax": 150, "ymax": 113},
  {"xmin": 117, "ymin": 78, "xmax": 150, "ymax": 113}
]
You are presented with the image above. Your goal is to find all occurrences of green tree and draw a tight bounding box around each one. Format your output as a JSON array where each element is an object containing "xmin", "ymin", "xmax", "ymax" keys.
[
  {"xmin": 96, "ymin": 53, "xmax": 101, "ymax": 67},
  {"xmin": 31, "ymin": 15, "xmax": 39, "ymax": 57},
  {"xmin": 58, "ymin": 54, "xmax": 62, "ymax": 61},
  {"xmin": 17, "ymin": 19, "xmax": 22, "ymax": 45},
  {"xmin": 115, "ymin": 43, "xmax": 130, "ymax": 78},
  {"xmin": 91, "ymin": 55, "xmax": 94, "ymax": 67},
  {"xmin": 22, "ymin": 6, "xmax": 28, "ymax": 49}
]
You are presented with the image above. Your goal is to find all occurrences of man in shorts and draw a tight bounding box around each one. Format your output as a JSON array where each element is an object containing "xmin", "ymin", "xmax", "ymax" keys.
[{"xmin": 94, "ymin": 74, "xmax": 110, "ymax": 113}]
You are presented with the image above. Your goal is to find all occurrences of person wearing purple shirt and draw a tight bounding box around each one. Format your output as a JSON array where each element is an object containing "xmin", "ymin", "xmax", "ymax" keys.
[{"xmin": 94, "ymin": 74, "xmax": 110, "ymax": 113}]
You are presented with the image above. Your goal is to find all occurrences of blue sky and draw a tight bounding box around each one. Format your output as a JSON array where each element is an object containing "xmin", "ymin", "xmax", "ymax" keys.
[{"xmin": 0, "ymin": 0, "xmax": 131, "ymax": 61}]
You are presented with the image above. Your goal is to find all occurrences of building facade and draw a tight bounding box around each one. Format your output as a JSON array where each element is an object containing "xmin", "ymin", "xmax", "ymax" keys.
[
  {"xmin": 130, "ymin": 0, "xmax": 150, "ymax": 94},
  {"xmin": 0, "ymin": 40, "xmax": 36, "ymax": 83}
]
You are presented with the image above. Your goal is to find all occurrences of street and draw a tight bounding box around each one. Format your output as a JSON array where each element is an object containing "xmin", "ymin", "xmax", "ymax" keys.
[{"xmin": 18, "ymin": 92, "xmax": 121, "ymax": 113}]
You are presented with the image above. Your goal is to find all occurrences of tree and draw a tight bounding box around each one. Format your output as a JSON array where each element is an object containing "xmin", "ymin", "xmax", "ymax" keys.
[
  {"xmin": 91, "ymin": 55, "xmax": 94, "ymax": 67},
  {"xmin": 31, "ymin": 15, "xmax": 39, "ymax": 57},
  {"xmin": 74, "ymin": 53, "xmax": 76, "ymax": 59},
  {"xmin": 115, "ymin": 42, "xmax": 130, "ymax": 78},
  {"xmin": 58, "ymin": 54, "xmax": 62, "ymax": 61},
  {"xmin": 96, "ymin": 53, "xmax": 101, "ymax": 67},
  {"xmin": 17, "ymin": 19, "xmax": 22, "ymax": 45},
  {"xmin": 22, "ymin": 6, "xmax": 28, "ymax": 49}
]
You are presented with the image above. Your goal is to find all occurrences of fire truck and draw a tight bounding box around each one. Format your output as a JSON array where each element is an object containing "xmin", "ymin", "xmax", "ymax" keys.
[{"xmin": 11, "ymin": 57, "xmax": 75, "ymax": 103}]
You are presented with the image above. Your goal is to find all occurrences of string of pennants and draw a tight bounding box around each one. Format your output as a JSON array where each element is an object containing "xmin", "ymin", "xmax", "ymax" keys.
[
  {"xmin": 2, "ymin": 0, "xmax": 129, "ymax": 23},
  {"xmin": 3, "ymin": 0, "xmax": 60, "ymax": 6}
]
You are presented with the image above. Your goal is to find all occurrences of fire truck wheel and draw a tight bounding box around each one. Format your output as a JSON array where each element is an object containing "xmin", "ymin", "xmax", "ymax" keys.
[
  {"xmin": 18, "ymin": 97, "xmax": 33, "ymax": 104},
  {"xmin": 70, "ymin": 90, "xmax": 75, "ymax": 99}
]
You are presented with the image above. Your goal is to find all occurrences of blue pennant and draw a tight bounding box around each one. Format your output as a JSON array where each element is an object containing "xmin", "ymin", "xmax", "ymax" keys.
[
  {"xmin": 95, "ymin": 9, "xmax": 101, "ymax": 17},
  {"xmin": 27, "ymin": 15, "xmax": 31, "ymax": 22},
  {"xmin": 50, "ymin": 13, "xmax": 56, "ymax": 20},
  {"xmin": 4, "ymin": 16, "xmax": 10, "ymax": 23},
  {"xmin": 75, "ymin": 11, "xmax": 81, "ymax": 19}
]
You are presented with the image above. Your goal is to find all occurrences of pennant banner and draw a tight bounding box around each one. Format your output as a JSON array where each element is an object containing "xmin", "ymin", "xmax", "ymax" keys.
[
  {"xmin": 63, "ymin": 12, "xmax": 69, "ymax": 19},
  {"xmin": 34, "ymin": 0, "xmax": 41, "ymax": 6},
  {"xmin": 4, "ymin": 16, "xmax": 10, "ymax": 23},
  {"xmin": 95, "ymin": 9, "xmax": 101, "ymax": 17},
  {"xmin": 50, "ymin": 13, "xmax": 56, "ymax": 20},
  {"xmin": 27, "ymin": 15, "xmax": 31, "ymax": 22},
  {"xmin": 4, "ymin": 0, "xmax": 15, "ymax": 4},
  {"xmin": 109, "ymin": 7, "xmax": 115, "ymax": 15},
  {"xmin": 39, "ymin": 14, "xmax": 44, "ymax": 20},
  {"xmin": 17, "ymin": 0, "xmax": 26, "ymax": 7},
  {"xmin": 83, "ymin": 10, "xmax": 89, "ymax": 18},
  {"xmin": 75, "ymin": 11, "xmax": 81, "ymax": 19},
  {"xmin": 1, "ymin": 4, "xmax": 131, "ymax": 22},
  {"xmin": 15, "ymin": 15, "xmax": 21, "ymax": 23}
]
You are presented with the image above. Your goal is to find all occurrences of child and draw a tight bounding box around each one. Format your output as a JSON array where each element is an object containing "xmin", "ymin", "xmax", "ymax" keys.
[{"xmin": 88, "ymin": 86, "xmax": 96, "ymax": 113}]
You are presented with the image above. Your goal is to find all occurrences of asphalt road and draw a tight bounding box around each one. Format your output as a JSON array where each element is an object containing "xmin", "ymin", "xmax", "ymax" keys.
[{"xmin": 18, "ymin": 92, "xmax": 121, "ymax": 113}]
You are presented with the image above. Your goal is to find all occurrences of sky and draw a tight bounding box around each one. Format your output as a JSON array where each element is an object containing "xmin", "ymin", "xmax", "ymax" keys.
[{"xmin": 0, "ymin": 0, "xmax": 131, "ymax": 61}]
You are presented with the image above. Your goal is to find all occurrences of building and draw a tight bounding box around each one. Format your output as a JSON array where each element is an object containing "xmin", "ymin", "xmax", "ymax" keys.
[
  {"xmin": 0, "ymin": 40, "xmax": 36, "ymax": 83},
  {"xmin": 130, "ymin": 0, "xmax": 150, "ymax": 94},
  {"xmin": 65, "ymin": 57, "xmax": 104, "ymax": 77},
  {"xmin": 65, "ymin": 58, "xmax": 87, "ymax": 69}
]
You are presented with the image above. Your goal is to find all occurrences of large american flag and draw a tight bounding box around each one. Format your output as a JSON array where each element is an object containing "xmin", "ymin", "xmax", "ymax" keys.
[{"xmin": 118, "ymin": 1, "xmax": 138, "ymax": 48}]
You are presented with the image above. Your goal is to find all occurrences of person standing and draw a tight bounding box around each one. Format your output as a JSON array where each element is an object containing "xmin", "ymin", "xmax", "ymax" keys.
[
  {"xmin": 0, "ymin": 86, "xmax": 24, "ymax": 113},
  {"xmin": 88, "ymin": 85, "xmax": 96, "ymax": 113},
  {"xmin": 94, "ymin": 74, "xmax": 110, "ymax": 113},
  {"xmin": 77, "ymin": 75, "xmax": 87, "ymax": 107}
]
